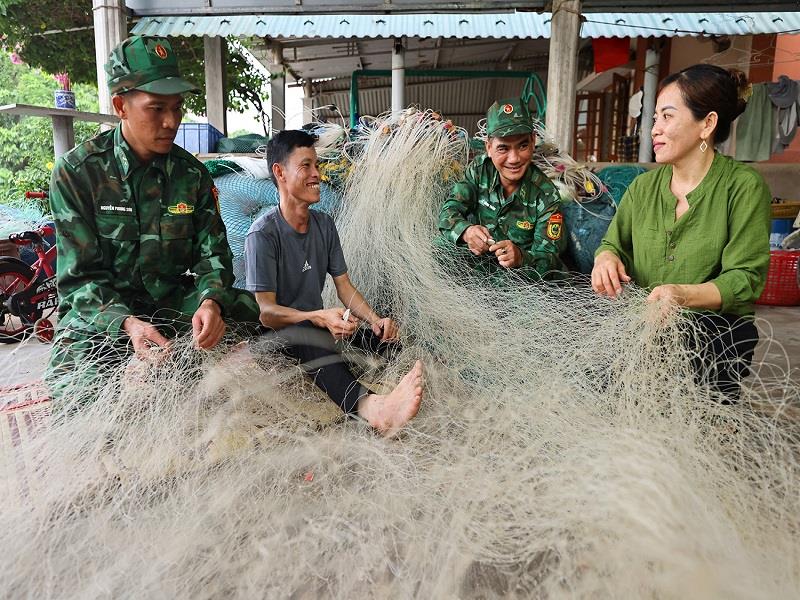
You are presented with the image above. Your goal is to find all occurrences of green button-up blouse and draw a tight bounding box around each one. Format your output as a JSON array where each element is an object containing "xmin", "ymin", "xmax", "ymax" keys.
[{"xmin": 596, "ymin": 152, "xmax": 771, "ymax": 315}]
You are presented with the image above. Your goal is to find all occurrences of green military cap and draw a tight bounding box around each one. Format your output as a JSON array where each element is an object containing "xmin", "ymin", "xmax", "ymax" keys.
[
  {"xmin": 485, "ymin": 98, "xmax": 533, "ymax": 138},
  {"xmin": 105, "ymin": 35, "xmax": 199, "ymax": 96}
]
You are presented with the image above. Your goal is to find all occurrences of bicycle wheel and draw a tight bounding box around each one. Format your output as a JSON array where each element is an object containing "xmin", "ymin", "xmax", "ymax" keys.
[{"xmin": 0, "ymin": 260, "xmax": 37, "ymax": 343}]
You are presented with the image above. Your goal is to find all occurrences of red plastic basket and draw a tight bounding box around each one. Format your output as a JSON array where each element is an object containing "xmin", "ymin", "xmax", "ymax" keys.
[{"xmin": 756, "ymin": 249, "xmax": 800, "ymax": 306}]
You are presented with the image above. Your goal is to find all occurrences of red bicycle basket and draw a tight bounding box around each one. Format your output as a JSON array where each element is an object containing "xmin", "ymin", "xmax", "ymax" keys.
[{"xmin": 756, "ymin": 249, "xmax": 800, "ymax": 306}]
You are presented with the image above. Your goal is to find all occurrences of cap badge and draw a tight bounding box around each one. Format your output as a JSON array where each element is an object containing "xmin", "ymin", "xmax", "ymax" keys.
[
  {"xmin": 154, "ymin": 44, "xmax": 168, "ymax": 60},
  {"xmin": 503, "ymin": 104, "xmax": 514, "ymax": 114}
]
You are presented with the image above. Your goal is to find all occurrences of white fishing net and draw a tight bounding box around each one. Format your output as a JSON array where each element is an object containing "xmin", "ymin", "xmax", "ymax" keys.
[{"xmin": 1, "ymin": 110, "xmax": 798, "ymax": 599}]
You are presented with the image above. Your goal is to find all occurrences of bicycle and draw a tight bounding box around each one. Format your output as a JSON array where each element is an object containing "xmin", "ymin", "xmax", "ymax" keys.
[{"xmin": 0, "ymin": 191, "xmax": 58, "ymax": 343}]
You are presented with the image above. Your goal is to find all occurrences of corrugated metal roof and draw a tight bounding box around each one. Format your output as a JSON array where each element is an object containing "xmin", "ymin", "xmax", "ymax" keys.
[
  {"xmin": 132, "ymin": 11, "xmax": 800, "ymax": 40},
  {"xmin": 248, "ymin": 36, "xmax": 551, "ymax": 80},
  {"xmin": 132, "ymin": 13, "xmax": 548, "ymax": 39},
  {"xmin": 316, "ymin": 77, "xmax": 526, "ymax": 133},
  {"xmin": 582, "ymin": 13, "xmax": 800, "ymax": 38}
]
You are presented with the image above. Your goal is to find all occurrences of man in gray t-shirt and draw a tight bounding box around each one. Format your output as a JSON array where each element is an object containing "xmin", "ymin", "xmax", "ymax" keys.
[
  {"xmin": 246, "ymin": 207, "xmax": 346, "ymax": 312},
  {"xmin": 244, "ymin": 130, "xmax": 422, "ymax": 437}
]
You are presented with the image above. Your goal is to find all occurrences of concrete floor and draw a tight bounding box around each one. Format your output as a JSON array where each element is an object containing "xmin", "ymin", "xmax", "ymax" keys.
[
  {"xmin": 750, "ymin": 305, "xmax": 800, "ymax": 404},
  {"xmin": 1, "ymin": 336, "xmax": 49, "ymax": 387},
  {"xmin": 1, "ymin": 306, "xmax": 798, "ymax": 392},
  {"xmin": 753, "ymin": 305, "xmax": 800, "ymax": 371}
]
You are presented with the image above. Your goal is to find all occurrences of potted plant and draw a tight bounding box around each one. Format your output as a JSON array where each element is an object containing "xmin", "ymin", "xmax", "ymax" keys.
[{"xmin": 53, "ymin": 72, "xmax": 76, "ymax": 110}]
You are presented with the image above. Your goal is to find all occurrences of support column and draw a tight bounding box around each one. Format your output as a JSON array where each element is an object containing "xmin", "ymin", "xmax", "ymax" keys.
[
  {"xmin": 92, "ymin": 0, "xmax": 127, "ymax": 117},
  {"xmin": 269, "ymin": 47, "xmax": 286, "ymax": 134},
  {"xmin": 601, "ymin": 91, "xmax": 613, "ymax": 161},
  {"xmin": 391, "ymin": 38, "xmax": 405, "ymax": 114},
  {"xmin": 52, "ymin": 116, "xmax": 76, "ymax": 158},
  {"xmin": 545, "ymin": 0, "xmax": 581, "ymax": 152},
  {"xmin": 638, "ymin": 48, "xmax": 659, "ymax": 163},
  {"xmin": 204, "ymin": 36, "xmax": 227, "ymax": 135},
  {"xmin": 302, "ymin": 80, "xmax": 314, "ymax": 125}
]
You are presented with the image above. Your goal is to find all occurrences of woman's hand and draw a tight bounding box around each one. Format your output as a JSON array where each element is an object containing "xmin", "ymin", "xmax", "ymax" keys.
[
  {"xmin": 645, "ymin": 284, "xmax": 686, "ymax": 324},
  {"xmin": 647, "ymin": 284, "xmax": 686, "ymax": 306},
  {"xmin": 647, "ymin": 282, "xmax": 722, "ymax": 311},
  {"xmin": 591, "ymin": 251, "xmax": 631, "ymax": 298}
]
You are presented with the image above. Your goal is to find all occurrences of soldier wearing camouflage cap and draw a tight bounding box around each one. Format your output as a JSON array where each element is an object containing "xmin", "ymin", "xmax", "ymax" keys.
[
  {"xmin": 438, "ymin": 98, "xmax": 566, "ymax": 280},
  {"xmin": 45, "ymin": 35, "xmax": 258, "ymax": 405}
]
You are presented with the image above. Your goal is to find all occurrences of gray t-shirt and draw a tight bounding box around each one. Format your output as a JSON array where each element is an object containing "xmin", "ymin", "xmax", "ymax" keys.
[{"xmin": 244, "ymin": 207, "xmax": 347, "ymax": 311}]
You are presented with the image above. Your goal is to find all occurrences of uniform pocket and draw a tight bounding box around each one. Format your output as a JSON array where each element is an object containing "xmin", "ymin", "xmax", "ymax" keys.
[
  {"xmin": 95, "ymin": 214, "xmax": 139, "ymax": 275},
  {"xmin": 160, "ymin": 217, "xmax": 194, "ymax": 240},
  {"xmin": 505, "ymin": 217, "xmax": 538, "ymax": 246},
  {"xmin": 95, "ymin": 214, "xmax": 139, "ymax": 240},
  {"xmin": 159, "ymin": 216, "xmax": 195, "ymax": 272}
]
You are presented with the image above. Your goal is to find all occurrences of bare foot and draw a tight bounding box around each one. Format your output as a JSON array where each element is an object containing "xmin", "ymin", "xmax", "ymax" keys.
[{"xmin": 358, "ymin": 360, "xmax": 423, "ymax": 436}]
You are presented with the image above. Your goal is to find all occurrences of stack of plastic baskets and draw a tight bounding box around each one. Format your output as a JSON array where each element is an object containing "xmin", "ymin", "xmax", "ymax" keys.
[{"xmin": 756, "ymin": 249, "xmax": 800, "ymax": 306}]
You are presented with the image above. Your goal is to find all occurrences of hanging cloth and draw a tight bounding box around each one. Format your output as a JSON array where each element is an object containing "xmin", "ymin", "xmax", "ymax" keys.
[
  {"xmin": 735, "ymin": 83, "xmax": 774, "ymax": 162},
  {"xmin": 767, "ymin": 75, "xmax": 800, "ymax": 154}
]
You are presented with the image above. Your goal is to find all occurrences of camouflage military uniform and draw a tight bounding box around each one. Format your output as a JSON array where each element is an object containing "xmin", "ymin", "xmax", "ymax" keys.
[
  {"xmin": 438, "ymin": 153, "xmax": 567, "ymax": 279},
  {"xmin": 45, "ymin": 125, "xmax": 259, "ymax": 401}
]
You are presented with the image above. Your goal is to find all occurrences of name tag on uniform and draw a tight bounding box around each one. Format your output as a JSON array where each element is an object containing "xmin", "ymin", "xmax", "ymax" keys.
[{"xmin": 99, "ymin": 205, "xmax": 134, "ymax": 214}]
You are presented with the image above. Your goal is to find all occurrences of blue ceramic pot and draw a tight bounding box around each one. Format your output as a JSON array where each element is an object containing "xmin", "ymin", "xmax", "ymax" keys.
[{"xmin": 54, "ymin": 90, "xmax": 76, "ymax": 110}]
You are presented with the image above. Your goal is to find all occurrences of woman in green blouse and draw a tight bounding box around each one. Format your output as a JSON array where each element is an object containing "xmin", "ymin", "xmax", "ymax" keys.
[{"xmin": 592, "ymin": 64, "xmax": 771, "ymax": 402}]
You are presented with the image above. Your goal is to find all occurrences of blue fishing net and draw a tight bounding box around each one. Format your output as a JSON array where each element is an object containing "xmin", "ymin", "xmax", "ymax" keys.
[{"xmin": 562, "ymin": 166, "xmax": 647, "ymax": 273}]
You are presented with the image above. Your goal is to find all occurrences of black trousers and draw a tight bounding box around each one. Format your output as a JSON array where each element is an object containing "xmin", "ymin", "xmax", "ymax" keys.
[
  {"xmin": 687, "ymin": 312, "xmax": 759, "ymax": 404},
  {"xmin": 263, "ymin": 321, "xmax": 391, "ymax": 415}
]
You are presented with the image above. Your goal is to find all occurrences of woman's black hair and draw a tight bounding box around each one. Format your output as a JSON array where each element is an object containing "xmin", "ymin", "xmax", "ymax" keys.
[{"xmin": 658, "ymin": 64, "xmax": 749, "ymax": 145}]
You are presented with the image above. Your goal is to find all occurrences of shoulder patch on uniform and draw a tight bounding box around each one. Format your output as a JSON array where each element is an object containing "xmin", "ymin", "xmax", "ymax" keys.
[
  {"xmin": 211, "ymin": 186, "xmax": 221, "ymax": 214},
  {"xmin": 546, "ymin": 212, "xmax": 563, "ymax": 241}
]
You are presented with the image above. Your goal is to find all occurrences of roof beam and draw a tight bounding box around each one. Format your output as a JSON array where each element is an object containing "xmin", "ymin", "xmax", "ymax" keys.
[
  {"xmin": 498, "ymin": 41, "xmax": 519, "ymax": 69},
  {"xmin": 432, "ymin": 37, "xmax": 443, "ymax": 70},
  {"xmin": 126, "ymin": 1, "xmax": 543, "ymax": 16},
  {"xmin": 125, "ymin": 0, "xmax": 800, "ymax": 16}
]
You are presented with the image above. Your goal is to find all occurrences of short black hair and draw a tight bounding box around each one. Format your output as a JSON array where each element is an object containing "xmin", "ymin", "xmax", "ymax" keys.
[{"xmin": 267, "ymin": 130, "xmax": 316, "ymax": 178}]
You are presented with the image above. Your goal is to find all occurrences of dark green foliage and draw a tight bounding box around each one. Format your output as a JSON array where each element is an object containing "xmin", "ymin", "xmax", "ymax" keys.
[
  {"xmin": 0, "ymin": 1, "xmax": 269, "ymax": 203},
  {"xmin": 0, "ymin": 1, "xmax": 97, "ymax": 82},
  {"xmin": 0, "ymin": 0, "xmax": 268, "ymax": 116},
  {"xmin": 0, "ymin": 52, "xmax": 100, "ymax": 204}
]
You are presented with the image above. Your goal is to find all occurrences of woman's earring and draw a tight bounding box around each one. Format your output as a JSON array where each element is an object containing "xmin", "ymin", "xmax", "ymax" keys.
[{"xmin": 699, "ymin": 139, "xmax": 708, "ymax": 153}]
